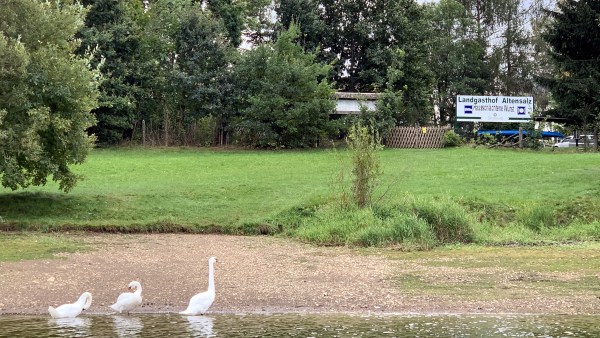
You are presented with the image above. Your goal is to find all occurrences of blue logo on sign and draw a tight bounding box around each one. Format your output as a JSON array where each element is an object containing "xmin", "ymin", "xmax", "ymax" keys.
[
  {"xmin": 464, "ymin": 105, "xmax": 472, "ymax": 114},
  {"xmin": 517, "ymin": 106, "xmax": 526, "ymax": 115}
]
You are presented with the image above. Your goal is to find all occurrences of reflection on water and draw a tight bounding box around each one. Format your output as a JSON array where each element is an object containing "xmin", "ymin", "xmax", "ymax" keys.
[
  {"xmin": 113, "ymin": 315, "xmax": 143, "ymax": 337},
  {"xmin": 47, "ymin": 317, "xmax": 91, "ymax": 337},
  {"xmin": 185, "ymin": 316, "xmax": 215, "ymax": 337},
  {"xmin": 0, "ymin": 313, "xmax": 599, "ymax": 337}
]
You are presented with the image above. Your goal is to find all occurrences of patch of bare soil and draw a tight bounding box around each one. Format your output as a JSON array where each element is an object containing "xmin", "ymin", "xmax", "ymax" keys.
[{"xmin": 0, "ymin": 234, "xmax": 597, "ymax": 315}]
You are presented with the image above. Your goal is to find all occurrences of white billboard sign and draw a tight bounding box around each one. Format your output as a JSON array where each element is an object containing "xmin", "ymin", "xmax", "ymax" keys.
[{"xmin": 456, "ymin": 95, "xmax": 533, "ymax": 123}]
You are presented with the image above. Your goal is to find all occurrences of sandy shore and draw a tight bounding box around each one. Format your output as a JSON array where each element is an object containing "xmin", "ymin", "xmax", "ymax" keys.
[{"xmin": 0, "ymin": 234, "xmax": 598, "ymax": 315}]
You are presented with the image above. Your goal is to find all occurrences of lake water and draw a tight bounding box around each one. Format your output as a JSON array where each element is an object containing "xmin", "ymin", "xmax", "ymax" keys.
[{"xmin": 0, "ymin": 313, "xmax": 597, "ymax": 337}]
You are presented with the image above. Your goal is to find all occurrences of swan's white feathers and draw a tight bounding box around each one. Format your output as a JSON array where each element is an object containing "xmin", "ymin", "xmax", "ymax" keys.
[
  {"xmin": 180, "ymin": 257, "xmax": 217, "ymax": 316},
  {"xmin": 110, "ymin": 293, "xmax": 141, "ymax": 313},
  {"xmin": 48, "ymin": 292, "xmax": 92, "ymax": 319},
  {"xmin": 180, "ymin": 289, "xmax": 215, "ymax": 315},
  {"xmin": 110, "ymin": 281, "xmax": 142, "ymax": 314}
]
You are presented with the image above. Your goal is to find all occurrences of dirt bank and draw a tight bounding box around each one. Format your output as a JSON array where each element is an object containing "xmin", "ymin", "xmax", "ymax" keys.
[{"xmin": 0, "ymin": 234, "xmax": 598, "ymax": 315}]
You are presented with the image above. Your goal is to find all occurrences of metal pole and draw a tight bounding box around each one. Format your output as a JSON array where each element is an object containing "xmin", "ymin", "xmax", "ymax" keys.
[{"xmin": 518, "ymin": 127, "xmax": 523, "ymax": 148}]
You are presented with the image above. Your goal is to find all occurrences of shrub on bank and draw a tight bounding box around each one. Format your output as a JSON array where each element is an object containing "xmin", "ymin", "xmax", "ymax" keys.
[
  {"xmin": 269, "ymin": 196, "xmax": 473, "ymax": 249},
  {"xmin": 443, "ymin": 130, "xmax": 463, "ymax": 147}
]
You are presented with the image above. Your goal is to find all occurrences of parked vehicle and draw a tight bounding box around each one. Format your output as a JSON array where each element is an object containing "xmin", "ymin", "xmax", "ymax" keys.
[{"xmin": 553, "ymin": 135, "xmax": 596, "ymax": 148}]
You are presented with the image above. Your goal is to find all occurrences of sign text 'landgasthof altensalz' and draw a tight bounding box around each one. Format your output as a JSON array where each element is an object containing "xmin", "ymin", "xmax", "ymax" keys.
[{"xmin": 456, "ymin": 95, "xmax": 533, "ymax": 123}]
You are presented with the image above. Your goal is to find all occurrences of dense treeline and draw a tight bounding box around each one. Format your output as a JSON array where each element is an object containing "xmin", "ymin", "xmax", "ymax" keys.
[
  {"xmin": 1, "ymin": 0, "xmax": 599, "ymax": 191},
  {"xmin": 73, "ymin": 0, "xmax": 598, "ymax": 146}
]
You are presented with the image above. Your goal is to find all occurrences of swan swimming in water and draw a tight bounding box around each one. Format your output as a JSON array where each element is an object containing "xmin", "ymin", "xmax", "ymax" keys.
[
  {"xmin": 180, "ymin": 257, "xmax": 217, "ymax": 315},
  {"xmin": 48, "ymin": 292, "xmax": 92, "ymax": 318},
  {"xmin": 110, "ymin": 281, "xmax": 143, "ymax": 314}
]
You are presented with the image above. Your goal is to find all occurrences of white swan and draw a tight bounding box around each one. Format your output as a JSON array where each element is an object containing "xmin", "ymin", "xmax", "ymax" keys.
[
  {"xmin": 48, "ymin": 292, "xmax": 93, "ymax": 319},
  {"xmin": 110, "ymin": 281, "xmax": 143, "ymax": 314},
  {"xmin": 180, "ymin": 257, "xmax": 217, "ymax": 315}
]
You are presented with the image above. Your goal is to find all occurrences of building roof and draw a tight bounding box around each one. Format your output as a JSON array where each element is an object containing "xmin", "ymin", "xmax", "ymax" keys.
[{"xmin": 334, "ymin": 92, "xmax": 380, "ymax": 100}]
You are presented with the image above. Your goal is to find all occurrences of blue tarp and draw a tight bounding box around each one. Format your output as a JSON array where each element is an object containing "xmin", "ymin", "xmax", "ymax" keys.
[{"xmin": 477, "ymin": 130, "xmax": 564, "ymax": 138}]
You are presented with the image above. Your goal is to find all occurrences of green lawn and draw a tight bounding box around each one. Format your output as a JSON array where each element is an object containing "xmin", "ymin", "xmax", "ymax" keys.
[{"xmin": 0, "ymin": 147, "xmax": 599, "ymax": 235}]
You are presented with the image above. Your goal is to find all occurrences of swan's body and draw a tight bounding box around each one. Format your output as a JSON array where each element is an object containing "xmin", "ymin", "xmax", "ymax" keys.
[
  {"xmin": 48, "ymin": 292, "xmax": 93, "ymax": 319},
  {"xmin": 180, "ymin": 257, "xmax": 217, "ymax": 315},
  {"xmin": 110, "ymin": 281, "xmax": 142, "ymax": 314}
]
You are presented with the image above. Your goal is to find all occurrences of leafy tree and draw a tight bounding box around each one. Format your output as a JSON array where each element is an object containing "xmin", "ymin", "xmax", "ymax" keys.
[
  {"xmin": 275, "ymin": 0, "xmax": 327, "ymax": 53},
  {"xmin": 426, "ymin": 0, "xmax": 491, "ymax": 125},
  {"xmin": 77, "ymin": 0, "xmax": 144, "ymax": 145},
  {"xmin": 243, "ymin": 0, "xmax": 277, "ymax": 45},
  {"xmin": 0, "ymin": 0, "xmax": 99, "ymax": 192},
  {"xmin": 135, "ymin": 0, "xmax": 236, "ymax": 146},
  {"xmin": 170, "ymin": 7, "xmax": 237, "ymax": 142},
  {"xmin": 135, "ymin": 0, "xmax": 188, "ymax": 146},
  {"xmin": 205, "ymin": 0, "xmax": 246, "ymax": 47},
  {"xmin": 541, "ymin": 0, "xmax": 600, "ymax": 127},
  {"xmin": 491, "ymin": 0, "xmax": 534, "ymax": 95},
  {"xmin": 528, "ymin": 0, "xmax": 555, "ymax": 114},
  {"xmin": 458, "ymin": 0, "xmax": 536, "ymax": 96},
  {"xmin": 275, "ymin": 0, "xmax": 433, "ymax": 124},
  {"xmin": 234, "ymin": 24, "xmax": 336, "ymax": 147}
]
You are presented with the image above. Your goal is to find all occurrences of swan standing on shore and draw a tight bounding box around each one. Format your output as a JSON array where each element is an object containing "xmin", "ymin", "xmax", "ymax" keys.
[
  {"xmin": 110, "ymin": 281, "xmax": 143, "ymax": 314},
  {"xmin": 48, "ymin": 292, "xmax": 93, "ymax": 318},
  {"xmin": 180, "ymin": 257, "xmax": 217, "ymax": 315}
]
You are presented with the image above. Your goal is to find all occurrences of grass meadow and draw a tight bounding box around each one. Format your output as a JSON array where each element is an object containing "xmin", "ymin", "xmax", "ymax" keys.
[{"xmin": 1, "ymin": 146, "xmax": 600, "ymax": 248}]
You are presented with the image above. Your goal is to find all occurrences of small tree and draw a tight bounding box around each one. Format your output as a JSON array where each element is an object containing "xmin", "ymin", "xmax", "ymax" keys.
[{"xmin": 347, "ymin": 121, "xmax": 383, "ymax": 208}]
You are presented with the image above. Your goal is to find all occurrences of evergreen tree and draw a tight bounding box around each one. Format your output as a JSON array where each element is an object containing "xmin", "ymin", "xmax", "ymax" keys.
[
  {"xmin": 233, "ymin": 24, "xmax": 336, "ymax": 147},
  {"xmin": 541, "ymin": 0, "xmax": 600, "ymax": 127}
]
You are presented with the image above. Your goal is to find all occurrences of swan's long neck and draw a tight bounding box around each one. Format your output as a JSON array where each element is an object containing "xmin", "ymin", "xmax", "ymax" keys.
[
  {"xmin": 77, "ymin": 293, "xmax": 89, "ymax": 307},
  {"xmin": 208, "ymin": 261, "xmax": 215, "ymax": 292},
  {"xmin": 134, "ymin": 284, "xmax": 142, "ymax": 296}
]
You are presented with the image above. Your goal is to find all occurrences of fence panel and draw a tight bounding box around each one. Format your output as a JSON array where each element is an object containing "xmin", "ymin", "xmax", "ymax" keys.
[{"xmin": 385, "ymin": 126, "xmax": 449, "ymax": 148}]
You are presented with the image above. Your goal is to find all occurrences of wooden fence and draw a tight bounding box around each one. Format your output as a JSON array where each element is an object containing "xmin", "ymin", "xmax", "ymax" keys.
[{"xmin": 385, "ymin": 126, "xmax": 450, "ymax": 148}]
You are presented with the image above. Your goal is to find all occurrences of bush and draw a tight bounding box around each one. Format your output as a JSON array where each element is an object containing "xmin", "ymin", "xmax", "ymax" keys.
[
  {"xmin": 443, "ymin": 130, "xmax": 463, "ymax": 147},
  {"xmin": 193, "ymin": 115, "xmax": 218, "ymax": 147}
]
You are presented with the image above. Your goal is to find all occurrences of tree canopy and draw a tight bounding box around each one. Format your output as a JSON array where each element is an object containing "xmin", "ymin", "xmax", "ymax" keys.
[
  {"xmin": 0, "ymin": 0, "xmax": 99, "ymax": 192},
  {"xmin": 5, "ymin": 0, "xmax": 600, "ymax": 189}
]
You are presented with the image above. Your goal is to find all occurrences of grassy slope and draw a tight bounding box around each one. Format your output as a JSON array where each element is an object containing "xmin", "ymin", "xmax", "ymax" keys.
[{"xmin": 0, "ymin": 147, "xmax": 598, "ymax": 230}]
